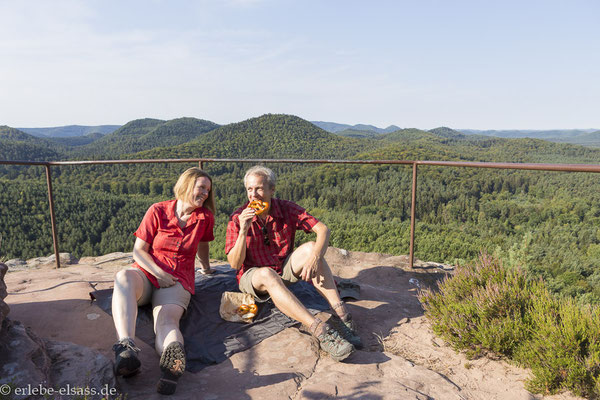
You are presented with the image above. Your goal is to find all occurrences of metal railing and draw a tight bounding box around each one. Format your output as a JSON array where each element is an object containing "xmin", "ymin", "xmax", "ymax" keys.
[{"xmin": 3, "ymin": 157, "xmax": 600, "ymax": 269}]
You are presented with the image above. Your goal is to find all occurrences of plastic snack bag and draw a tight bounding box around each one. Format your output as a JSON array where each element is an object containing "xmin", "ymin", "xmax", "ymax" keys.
[{"xmin": 219, "ymin": 291, "xmax": 258, "ymax": 323}]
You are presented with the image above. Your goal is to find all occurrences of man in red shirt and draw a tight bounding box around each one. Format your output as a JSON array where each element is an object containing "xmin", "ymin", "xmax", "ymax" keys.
[{"xmin": 225, "ymin": 166, "xmax": 361, "ymax": 361}]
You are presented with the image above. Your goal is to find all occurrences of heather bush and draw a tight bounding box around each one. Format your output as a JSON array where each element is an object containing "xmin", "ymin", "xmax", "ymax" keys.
[{"xmin": 420, "ymin": 254, "xmax": 600, "ymax": 398}]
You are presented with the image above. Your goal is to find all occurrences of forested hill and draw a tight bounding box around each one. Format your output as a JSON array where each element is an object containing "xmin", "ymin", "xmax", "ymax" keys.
[
  {"xmin": 312, "ymin": 120, "xmax": 401, "ymax": 134},
  {"xmin": 134, "ymin": 114, "xmax": 375, "ymax": 160},
  {"xmin": 550, "ymin": 130, "xmax": 600, "ymax": 147},
  {"xmin": 72, "ymin": 117, "xmax": 220, "ymax": 158},
  {"xmin": 47, "ymin": 132, "xmax": 106, "ymax": 147},
  {"xmin": 19, "ymin": 125, "xmax": 120, "ymax": 138},
  {"xmin": 364, "ymin": 125, "xmax": 600, "ymax": 164},
  {"xmin": 334, "ymin": 126, "xmax": 469, "ymax": 140},
  {"xmin": 0, "ymin": 126, "xmax": 42, "ymax": 142},
  {"xmin": 428, "ymin": 127, "xmax": 468, "ymax": 140},
  {"xmin": 0, "ymin": 126, "xmax": 64, "ymax": 161},
  {"xmin": 459, "ymin": 128, "xmax": 600, "ymax": 147},
  {"xmin": 460, "ymin": 128, "xmax": 598, "ymax": 139}
]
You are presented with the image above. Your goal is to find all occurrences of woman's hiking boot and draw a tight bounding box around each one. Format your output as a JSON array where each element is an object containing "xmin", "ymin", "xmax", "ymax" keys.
[
  {"xmin": 112, "ymin": 338, "xmax": 141, "ymax": 377},
  {"xmin": 157, "ymin": 341, "xmax": 186, "ymax": 395}
]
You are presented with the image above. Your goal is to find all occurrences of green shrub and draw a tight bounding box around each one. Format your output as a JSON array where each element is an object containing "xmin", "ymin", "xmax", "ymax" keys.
[{"xmin": 420, "ymin": 254, "xmax": 600, "ymax": 398}]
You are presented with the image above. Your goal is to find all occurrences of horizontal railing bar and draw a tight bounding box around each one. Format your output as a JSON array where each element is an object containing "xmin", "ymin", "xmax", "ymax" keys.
[
  {"xmin": 417, "ymin": 160, "xmax": 600, "ymax": 173},
  {"xmin": 0, "ymin": 160, "xmax": 49, "ymax": 166},
  {"xmin": 3, "ymin": 158, "xmax": 600, "ymax": 172},
  {"xmin": 1, "ymin": 158, "xmax": 415, "ymax": 166}
]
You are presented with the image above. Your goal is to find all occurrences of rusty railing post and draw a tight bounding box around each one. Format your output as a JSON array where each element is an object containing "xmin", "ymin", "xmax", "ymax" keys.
[
  {"xmin": 44, "ymin": 164, "xmax": 61, "ymax": 268},
  {"xmin": 409, "ymin": 162, "xmax": 418, "ymax": 268},
  {"xmin": 199, "ymin": 161, "xmax": 204, "ymax": 169}
]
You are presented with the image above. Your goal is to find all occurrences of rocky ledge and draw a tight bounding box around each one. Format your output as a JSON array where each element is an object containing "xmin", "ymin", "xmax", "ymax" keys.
[{"xmin": 0, "ymin": 261, "xmax": 117, "ymax": 399}]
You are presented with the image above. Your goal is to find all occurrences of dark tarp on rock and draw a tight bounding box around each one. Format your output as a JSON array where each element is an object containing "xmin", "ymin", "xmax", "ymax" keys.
[{"xmin": 91, "ymin": 265, "xmax": 329, "ymax": 372}]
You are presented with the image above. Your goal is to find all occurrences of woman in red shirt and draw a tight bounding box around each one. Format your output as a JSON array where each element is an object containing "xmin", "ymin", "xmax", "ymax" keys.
[{"xmin": 111, "ymin": 167, "xmax": 215, "ymax": 395}]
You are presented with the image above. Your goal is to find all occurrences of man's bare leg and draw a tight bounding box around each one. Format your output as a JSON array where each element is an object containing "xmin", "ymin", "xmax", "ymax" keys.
[
  {"xmin": 287, "ymin": 242, "xmax": 362, "ymax": 348},
  {"xmin": 251, "ymin": 266, "xmax": 354, "ymax": 360},
  {"xmin": 288, "ymin": 242, "xmax": 347, "ymax": 316},
  {"xmin": 251, "ymin": 267, "xmax": 316, "ymax": 327}
]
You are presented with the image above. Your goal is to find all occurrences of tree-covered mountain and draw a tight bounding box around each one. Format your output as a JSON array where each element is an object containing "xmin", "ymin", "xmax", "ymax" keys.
[
  {"xmin": 353, "ymin": 123, "xmax": 401, "ymax": 134},
  {"xmin": 460, "ymin": 128, "xmax": 598, "ymax": 139},
  {"xmin": 1, "ymin": 118, "xmax": 222, "ymax": 161},
  {"xmin": 312, "ymin": 121, "xmax": 401, "ymax": 134},
  {"xmin": 72, "ymin": 117, "xmax": 220, "ymax": 158},
  {"xmin": 47, "ymin": 132, "xmax": 106, "ymax": 147},
  {"xmin": 428, "ymin": 127, "xmax": 468, "ymax": 140},
  {"xmin": 0, "ymin": 126, "xmax": 44, "ymax": 142},
  {"xmin": 550, "ymin": 130, "xmax": 600, "ymax": 148},
  {"xmin": 335, "ymin": 129, "xmax": 379, "ymax": 138},
  {"xmin": 378, "ymin": 128, "xmax": 442, "ymax": 143},
  {"xmin": 460, "ymin": 128, "xmax": 600, "ymax": 147},
  {"xmin": 0, "ymin": 126, "xmax": 65, "ymax": 161},
  {"xmin": 135, "ymin": 114, "xmax": 377, "ymax": 160},
  {"xmin": 19, "ymin": 125, "xmax": 121, "ymax": 138}
]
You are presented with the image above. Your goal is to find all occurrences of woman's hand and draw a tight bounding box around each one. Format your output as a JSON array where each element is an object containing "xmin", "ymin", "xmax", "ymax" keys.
[
  {"xmin": 133, "ymin": 237, "xmax": 178, "ymax": 287},
  {"xmin": 197, "ymin": 241, "xmax": 212, "ymax": 275},
  {"xmin": 156, "ymin": 271, "xmax": 178, "ymax": 288}
]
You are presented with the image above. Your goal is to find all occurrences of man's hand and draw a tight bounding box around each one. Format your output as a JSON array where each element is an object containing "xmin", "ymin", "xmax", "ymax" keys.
[
  {"xmin": 226, "ymin": 208, "xmax": 255, "ymax": 271},
  {"xmin": 156, "ymin": 271, "xmax": 178, "ymax": 288},
  {"xmin": 239, "ymin": 207, "xmax": 256, "ymax": 233},
  {"xmin": 301, "ymin": 252, "xmax": 321, "ymax": 282}
]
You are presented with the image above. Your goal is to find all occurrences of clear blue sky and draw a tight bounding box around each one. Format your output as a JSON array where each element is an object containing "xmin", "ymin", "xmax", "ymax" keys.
[{"xmin": 1, "ymin": 0, "xmax": 598, "ymax": 129}]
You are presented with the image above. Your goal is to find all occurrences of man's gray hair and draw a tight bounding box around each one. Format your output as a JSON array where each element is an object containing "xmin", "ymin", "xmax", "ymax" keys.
[{"xmin": 244, "ymin": 165, "xmax": 277, "ymax": 189}]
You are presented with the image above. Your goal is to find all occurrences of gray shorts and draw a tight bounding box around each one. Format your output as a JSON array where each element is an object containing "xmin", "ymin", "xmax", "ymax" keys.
[
  {"xmin": 238, "ymin": 255, "xmax": 299, "ymax": 302},
  {"xmin": 127, "ymin": 267, "xmax": 191, "ymax": 311}
]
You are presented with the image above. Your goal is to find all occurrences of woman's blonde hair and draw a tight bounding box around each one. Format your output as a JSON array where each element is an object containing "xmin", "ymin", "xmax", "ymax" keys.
[{"xmin": 173, "ymin": 168, "xmax": 215, "ymax": 214}]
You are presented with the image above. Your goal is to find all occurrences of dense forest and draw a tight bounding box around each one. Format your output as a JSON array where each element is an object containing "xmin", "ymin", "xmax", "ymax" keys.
[
  {"xmin": 459, "ymin": 128, "xmax": 600, "ymax": 147},
  {"xmin": 2, "ymin": 114, "xmax": 600, "ymax": 305}
]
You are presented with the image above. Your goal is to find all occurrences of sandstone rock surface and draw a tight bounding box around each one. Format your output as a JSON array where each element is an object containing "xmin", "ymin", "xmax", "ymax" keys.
[
  {"xmin": 0, "ymin": 261, "xmax": 115, "ymax": 399},
  {"xmin": 5, "ymin": 252, "xmax": 78, "ymax": 271},
  {"xmin": 2, "ymin": 249, "xmax": 584, "ymax": 400},
  {"xmin": 0, "ymin": 320, "xmax": 51, "ymax": 392}
]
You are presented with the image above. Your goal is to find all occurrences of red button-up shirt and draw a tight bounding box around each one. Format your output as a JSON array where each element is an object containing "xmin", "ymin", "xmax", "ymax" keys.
[
  {"xmin": 225, "ymin": 198, "xmax": 319, "ymax": 283},
  {"xmin": 133, "ymin": 199, "xmax": 214, "ymax": 294}
]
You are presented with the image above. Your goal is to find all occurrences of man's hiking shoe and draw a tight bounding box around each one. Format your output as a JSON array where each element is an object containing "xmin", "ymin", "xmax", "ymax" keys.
[
  {"xmin": 330, "ymin": 314, "xmax": 363, "ymax": 349},
  {"xmin": 157, "ymin": 341, "xmax": 186, "ymax": 395},
  {"xmin": 317, "ymin": 324, "xmax": 355, "ymax": 361},
  {"xmin": 113, "ymin": 338, "xmax": 141, "ymax": 377}
]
